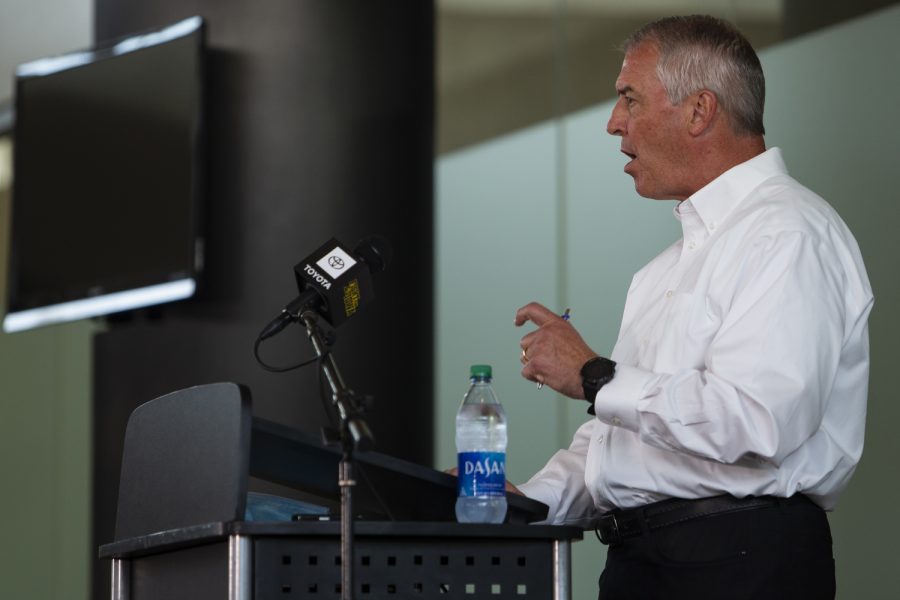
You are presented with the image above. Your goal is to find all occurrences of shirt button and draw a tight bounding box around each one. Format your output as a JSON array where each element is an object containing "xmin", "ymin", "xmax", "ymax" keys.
[
  {"xmin": 597, "ymin": 435, "xmax": 604, "ymax": 444},
  {"xmin": 611, "ymin": 416, "xmax": 623, "ymax": 426},
  {"xmin": 665, "ymin": 290, "xmax": 674, "ymax": 298},
  {"xmin": 687, "ymin": 240, "xmax": 696, "ymax": 250}
]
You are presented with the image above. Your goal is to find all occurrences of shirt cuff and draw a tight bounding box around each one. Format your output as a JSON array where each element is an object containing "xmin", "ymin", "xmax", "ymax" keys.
[
  {"xmin": 517, "ymin": 479, "xmax": 600, "ymax": 528},
  {"xmin": 592, "ymin": 364, "xmax": 658, "ymax": 432},
  {"xmin": 516, "ymin": 480, "xmax": 558, "ymax": 523}
]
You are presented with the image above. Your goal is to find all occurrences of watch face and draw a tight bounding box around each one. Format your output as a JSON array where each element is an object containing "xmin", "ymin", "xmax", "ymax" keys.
[{"xmin": 582, "ymin": 357, "xmax": 616, "ymax": 382}]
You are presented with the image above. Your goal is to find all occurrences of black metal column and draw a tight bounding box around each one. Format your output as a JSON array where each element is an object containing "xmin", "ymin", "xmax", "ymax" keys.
[{"xmin": 91, "ymin": 2, "xmax": 434, "ymax": 598}]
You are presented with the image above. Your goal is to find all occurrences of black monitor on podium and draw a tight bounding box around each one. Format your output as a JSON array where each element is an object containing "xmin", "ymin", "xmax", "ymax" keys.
[{"xmin": 112, "ymin": 382, "xmax": 547, "ymax": 543}]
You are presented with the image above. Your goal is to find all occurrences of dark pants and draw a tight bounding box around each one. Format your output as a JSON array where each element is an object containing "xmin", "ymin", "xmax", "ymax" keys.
[{"xmin": 598, "ymin": 496, "xmax": 835, "ymax": 600}]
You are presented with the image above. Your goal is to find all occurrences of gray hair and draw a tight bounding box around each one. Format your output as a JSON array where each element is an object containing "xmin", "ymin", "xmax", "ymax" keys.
[{"xmin": 623, "ymin": 15, "xmax": 766, "ymax": 136}]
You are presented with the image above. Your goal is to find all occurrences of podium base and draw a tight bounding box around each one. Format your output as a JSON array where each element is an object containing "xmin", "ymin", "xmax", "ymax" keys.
[{"xmin": 102, "ymin": 521, "xmax": 582, "ymax": 600}]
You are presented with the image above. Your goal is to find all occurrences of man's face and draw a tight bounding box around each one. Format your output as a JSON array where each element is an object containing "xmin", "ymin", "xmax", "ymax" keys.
[{"xmin": 607, "ymin": 43, "xmax": 693, "ymax": 200}]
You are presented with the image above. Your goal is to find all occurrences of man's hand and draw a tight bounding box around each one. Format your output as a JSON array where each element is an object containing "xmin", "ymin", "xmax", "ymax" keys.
[{"xmin": 515, "ymin": 302, "xmax": 597, "ymax": 399}]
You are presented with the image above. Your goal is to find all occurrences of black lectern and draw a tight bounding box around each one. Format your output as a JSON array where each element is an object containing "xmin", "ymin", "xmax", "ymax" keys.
[{"xmin": 99, "ymin": 383, "xmax": 582, "ymax": 599}]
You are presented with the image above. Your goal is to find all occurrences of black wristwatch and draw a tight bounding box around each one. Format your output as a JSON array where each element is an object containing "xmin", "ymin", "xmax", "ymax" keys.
[{"xmin": 581, "ymin": 356, "xmax": 616, "ymax": 415}]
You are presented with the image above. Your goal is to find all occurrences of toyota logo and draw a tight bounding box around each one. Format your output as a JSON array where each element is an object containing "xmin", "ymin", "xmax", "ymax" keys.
[{"xmin": 328, "ymin": 255, "xmax": 346, "ymax": 270}]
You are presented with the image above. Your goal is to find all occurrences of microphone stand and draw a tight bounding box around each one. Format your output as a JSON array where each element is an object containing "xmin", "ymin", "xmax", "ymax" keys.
[{"xmin": 299, "ymin": 310, "xmax": 374, "ymax": 600}]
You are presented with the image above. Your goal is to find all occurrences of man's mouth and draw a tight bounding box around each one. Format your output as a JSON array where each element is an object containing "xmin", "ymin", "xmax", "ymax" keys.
[{"xmin": 621, "ymin": 149, "xmax": 637, "ymax": 173}]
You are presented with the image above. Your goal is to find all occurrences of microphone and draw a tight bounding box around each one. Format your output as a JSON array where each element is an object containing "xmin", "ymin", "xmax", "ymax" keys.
[{"xmin": 258, "ymin": 236, "xmax": 392, "ymax": 340}]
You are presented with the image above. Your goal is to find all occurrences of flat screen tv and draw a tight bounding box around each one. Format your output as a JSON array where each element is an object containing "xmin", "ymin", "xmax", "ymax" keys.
[{"xmin": 3, "ymin": 16, "xmax": 206, "ymax": 333}]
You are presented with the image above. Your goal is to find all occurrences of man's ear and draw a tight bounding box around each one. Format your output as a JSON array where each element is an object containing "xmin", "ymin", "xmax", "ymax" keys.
[{"xmin": 687, "ymin": 89, "xmax": 718, "ymax": 136}]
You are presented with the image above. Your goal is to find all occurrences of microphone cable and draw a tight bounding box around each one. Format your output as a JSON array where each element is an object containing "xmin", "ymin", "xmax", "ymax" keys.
[{"xmin": 253, "ymin": 329, "xmax": 322, "ymax": 373}]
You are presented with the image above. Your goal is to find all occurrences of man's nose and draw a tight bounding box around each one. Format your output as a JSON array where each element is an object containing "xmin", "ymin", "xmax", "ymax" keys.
[{"xmin": 607, "ymin": 100, "xmax": 625, "ymax": 136}]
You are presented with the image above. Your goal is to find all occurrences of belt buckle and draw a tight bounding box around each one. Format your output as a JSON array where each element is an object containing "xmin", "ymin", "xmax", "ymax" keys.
[{"xmin": 597, "ymin": 513, "xmax": 620, "ymax": 545}]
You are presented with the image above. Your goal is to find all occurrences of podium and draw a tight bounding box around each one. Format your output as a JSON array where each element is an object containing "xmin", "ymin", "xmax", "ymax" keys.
[{"xmin": 98, "ymin": 383, "xmax": 582, "ymax": 599}]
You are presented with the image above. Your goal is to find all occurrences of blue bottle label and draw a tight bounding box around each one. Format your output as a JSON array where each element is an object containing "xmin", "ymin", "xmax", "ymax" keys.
[{"xmin": 457, "ymin": 451, "xmax": 506, "ymax": 497}]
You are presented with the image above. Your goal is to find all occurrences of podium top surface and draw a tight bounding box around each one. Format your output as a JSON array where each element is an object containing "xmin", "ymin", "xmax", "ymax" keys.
[
  {"xmin": 100, "ymin": 520, "xmax": 584, "ymax": 560},
  {"xmin": 250, "ymin": 417, "xmax": 549, "ymax": 525}
]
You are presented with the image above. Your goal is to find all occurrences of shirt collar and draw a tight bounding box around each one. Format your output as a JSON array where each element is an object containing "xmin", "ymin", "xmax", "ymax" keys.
[{"xmin": 674, "ymin": 147, "xmax": 789, "ymax": 235}]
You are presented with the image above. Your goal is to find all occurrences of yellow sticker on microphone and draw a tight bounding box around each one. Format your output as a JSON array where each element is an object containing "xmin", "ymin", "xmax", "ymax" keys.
[{"xmin": 343, "ymin": 279, "xmax": 361, "ymax": 317}]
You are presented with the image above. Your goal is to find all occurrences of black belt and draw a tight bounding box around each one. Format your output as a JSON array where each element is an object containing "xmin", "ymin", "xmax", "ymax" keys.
[{"xmin": 596, "ymin": 493, "xmax": 814, "ymax": 545}]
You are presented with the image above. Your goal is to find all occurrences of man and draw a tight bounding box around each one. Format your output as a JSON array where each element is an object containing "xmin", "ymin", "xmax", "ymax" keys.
[{"xmin": 513, "ymin": 15, "xmax": 872, "ymax": 600}]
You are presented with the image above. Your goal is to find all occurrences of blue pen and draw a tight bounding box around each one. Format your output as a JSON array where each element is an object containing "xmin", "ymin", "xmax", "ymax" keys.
[{"xmin": 537, "ymin": 308, "xmax": 571, "ymax": 389}]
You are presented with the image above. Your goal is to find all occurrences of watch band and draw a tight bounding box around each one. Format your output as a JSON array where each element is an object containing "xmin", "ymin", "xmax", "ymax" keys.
[{"xmin": 581, "ymin": 356, "xmax": 617, "ymax": 415}]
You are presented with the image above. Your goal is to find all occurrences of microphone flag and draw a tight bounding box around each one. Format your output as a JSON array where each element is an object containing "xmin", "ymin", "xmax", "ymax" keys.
[{"xmin": 293, "ymin": 238, "xmax": 375, "ymax": 327}]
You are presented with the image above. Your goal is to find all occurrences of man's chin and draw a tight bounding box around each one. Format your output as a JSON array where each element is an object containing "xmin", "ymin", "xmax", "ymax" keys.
[
  {"xmin": 631, "ymin": 177, "xmax": 652, "ymax": 198},
  {"xmin": 626, "ymin": 169, "xmax": 650, "ymax": 196},
  {"xmin": 632, "ymin": 181, "xmax": 674, "ymax": 201}
]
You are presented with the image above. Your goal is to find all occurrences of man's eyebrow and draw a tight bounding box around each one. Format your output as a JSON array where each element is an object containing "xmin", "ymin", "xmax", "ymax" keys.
[{"xmin": 616, "ymin": 85, "xmax": 634, "ymax": 96}]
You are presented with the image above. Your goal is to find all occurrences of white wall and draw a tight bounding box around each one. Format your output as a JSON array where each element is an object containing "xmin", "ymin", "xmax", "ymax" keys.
[{"xmin": 435, "ymin": 5, "xmax": 900, "ymax": 598}]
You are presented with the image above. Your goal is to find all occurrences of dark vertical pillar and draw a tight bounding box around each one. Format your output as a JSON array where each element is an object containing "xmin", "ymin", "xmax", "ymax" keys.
[{"xmin": 91, "ymin": 2, "xmax": 433, "ymax": 598}]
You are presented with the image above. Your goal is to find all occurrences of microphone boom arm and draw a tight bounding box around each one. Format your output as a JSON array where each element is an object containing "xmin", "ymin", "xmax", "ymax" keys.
[
  {"xmin": 299, "ymin": 309, "xmax": 373, "ymax": 600},
  {"xmin": 299, "ymin": 309, "xmax": 374, "ymax": 452}
]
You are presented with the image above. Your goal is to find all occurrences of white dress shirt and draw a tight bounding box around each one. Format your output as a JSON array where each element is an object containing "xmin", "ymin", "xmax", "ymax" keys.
[{"xmin": 519, "ymin": 148, "xmax": 873, "ymax": 528}]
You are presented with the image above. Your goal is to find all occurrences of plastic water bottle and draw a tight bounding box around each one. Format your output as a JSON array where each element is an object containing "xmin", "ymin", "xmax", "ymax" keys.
[{"xmin": 456, "ymin": 364, "xmax": 508, "ymax": 523}]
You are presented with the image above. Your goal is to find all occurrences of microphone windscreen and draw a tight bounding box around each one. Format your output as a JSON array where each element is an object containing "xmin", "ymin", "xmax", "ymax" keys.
[{"xmin": 354, "ymin": 235, "xmax": 392, "ymax": 273}]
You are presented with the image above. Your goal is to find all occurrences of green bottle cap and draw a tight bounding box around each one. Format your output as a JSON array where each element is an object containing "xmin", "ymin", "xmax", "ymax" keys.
[{"xmin": 469, "ymin": 364, "xmax": 492, "ymax": 378}]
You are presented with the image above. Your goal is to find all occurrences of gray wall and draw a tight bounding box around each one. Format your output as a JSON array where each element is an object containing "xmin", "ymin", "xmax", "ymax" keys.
[
  {"xmin": 2, "ymin": 2, "xmax": 899, "ymax": 599},
  {"xmin": 435, "ymin": 5, "xmax": 900, "ymax": 598},
  {"xmin": 764, "ymin": 10, "xmax": 900, "ymax": 593},
  {"xmin": 0, "ymin": 0, "xmax": 93, "ymax": 103},
  {"xmin": 0, "ymin": 2, "xmax": 93, "ymax": 599}
]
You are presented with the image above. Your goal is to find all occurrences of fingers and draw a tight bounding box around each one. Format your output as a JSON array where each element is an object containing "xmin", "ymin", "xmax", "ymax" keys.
[
  {"xmin": 519, "ymin": 328, "xmax": 539, "ymax": 353},
  {"xmin": 516, "ymin": 305, "xmax": 597, "ymax": 398},
  {"xmin": 519, "ymin": 349, "xmax": 543, "ymax": 384},
  {"xmin": 506, "ymin": 480, "xmax": 525, "ymax": 496},
  {"xmin": 514, "ymin": 302, "xmax": 558, "ymax": 327},
  {"xmin": 518, "ymin": 303, "xmax": 562, "ymax": 384}
]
